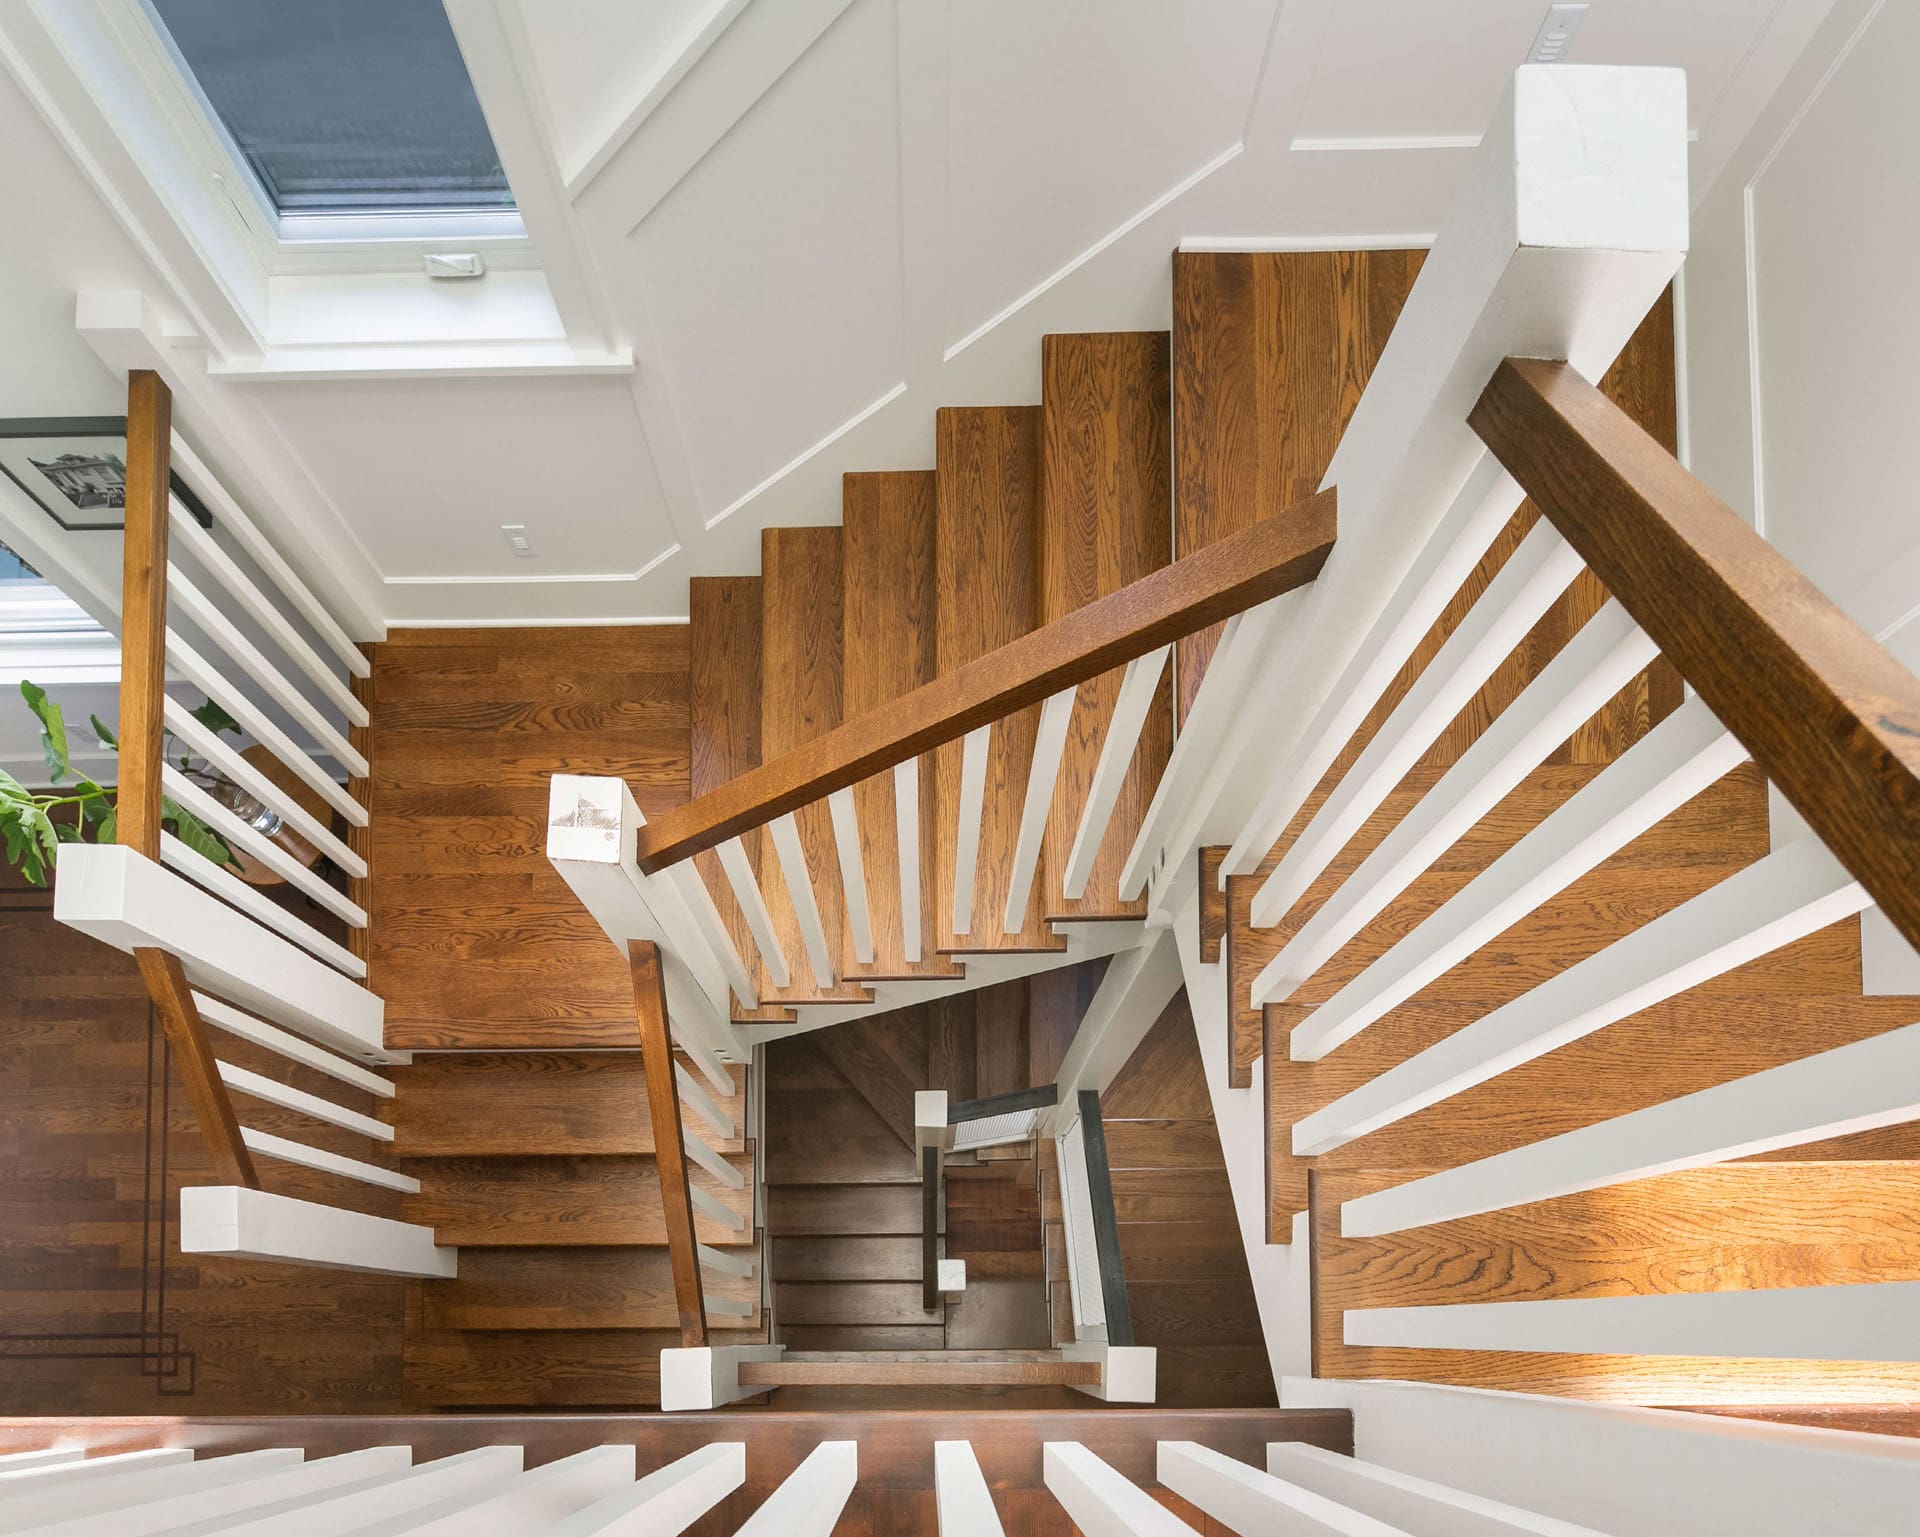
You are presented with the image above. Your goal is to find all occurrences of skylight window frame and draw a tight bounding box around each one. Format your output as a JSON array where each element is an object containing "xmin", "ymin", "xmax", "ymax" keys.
[{"xmin": 123, "ymin": 0, "xmax": 530, "ymax": 260}]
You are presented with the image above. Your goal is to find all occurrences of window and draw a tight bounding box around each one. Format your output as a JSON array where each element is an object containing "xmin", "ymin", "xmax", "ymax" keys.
[
  {"xmin": 0, "ymin": 542, "xmax": 117, "ymax": 687},
  {"xmin": 140, "ymin": 0, "xmax": 516, "ymax": 238}
]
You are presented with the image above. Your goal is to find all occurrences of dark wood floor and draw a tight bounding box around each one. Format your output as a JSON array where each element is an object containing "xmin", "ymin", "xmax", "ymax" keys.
[
  {"xmin": 363, "ymin": 625, "xmax": 692, "ymax": 1050},
  {"xmin": 0, "ymin": 867, "xmax": 405, "ymax": 1416}
]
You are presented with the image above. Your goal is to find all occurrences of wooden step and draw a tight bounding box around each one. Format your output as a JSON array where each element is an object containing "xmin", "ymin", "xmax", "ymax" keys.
[
  {"xmin": 1312, "ymin": 1161, "xmax": 1920, "ymax": 1401},
  {"xmin": 810, "ymin": 1017, "xmax": 927, "ymax": 1152},
  {"xmin": 840, "ymin": 472, "xmax": 965, "ymax": 982},
  {"xmin": 402, "ymin": 1154, "xmax": 754, "ymax": 1246},
  {"xmin": 775, "ymin": 1280, "xmax": 943, "ymax": 1328},
  {"xmin": 772, "ymin": 1234, "xmax": 924, "ymax": 1282},
  {"xmin": 778, "ymin": 1325, "xmax": 946, "ymax": 1352},
  {"xmin": 755, "ymin": 525, "xmax": 872, "ymax": 1008},
  {"xmin": 973, "ymin": 978, "xmax": 1029, "ymax": 1099},
  {"xmin": 1170, "ymin": 249, "xmax": 1423, "ymax": 722},
  {"xmin": 767, "ymin": 1183, "xmax": 932, "ymax": 1236},
  {"xmin": 402, "ymin": 1326, "xmax": 689, "ymax": 1409},
  {"xmin": 689, "ymin": 574, "xmax": 793, "ymax": 1025},
  {"xmin": 766, "ymin": 1039, "xmax": 918, "ymax": 1185},
  {"xmin": 384, "ymin": 1052, "xmax": 744, "ymax": 1157},
  {"xmin": 420, "ymin": 1245, "xmax": 759, "ymax": 1330},
  {"xmin": 1037, "ymin": 331, "xmax": 1173, "ymax": 921},
  {"xmin": 933, "ymin": 405, "xmax": 1065, "ymax": 955}
]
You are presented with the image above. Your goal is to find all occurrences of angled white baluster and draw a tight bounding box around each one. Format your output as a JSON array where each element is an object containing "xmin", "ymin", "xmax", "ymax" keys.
[
  {"xmin": 1065, "ymin": 646, "xmax": 1169, "ymax": 901},
  {"xmin": 683, "ymin": 1125, "xmax": 745, "ymax": 1187},
  {"xmin": 0, "ymin": 1450, "xmax": 191, "ymax": 1490},
  {"xmin": 951, "ymin": 724, "xmax": 992, "ymax": 935},
  {"xmin": 718, "ymin": 836, "xmax": 792, "ymax": 989},
  {"xmin": 1004, "ymin": 688, "xmax": 1077, "ymax": 932},
  {"xmin": 545, "ymin": 1444, "xmax": 745, "ymax": 1537},
  {"xmin": 735, "ymin": 1442, "xmax": 857, "ymax": 1537},
  {"xmin": 1293, "ymin": 839, "xmax": 1869, "ymax": 1157},
  {"xmin": 343, "ymin": 1446, "xmax": 633, "ymax": 1536},
  {"xmin": 769, "ymin": 812, "xmax": 836, "ymax": 989},
  {"xmin": 216, "ymin": 1062, "xmax": 392, "ymax": 1140},
  {"xmin": 1158, "ymin": 1442, "xmax": 1407, "ymax": 1536},
  {"xmin": 934, "ymin": 1441, "xmax": 1006, "ymax": 1536},
  {"xmin": 1264, "ymin": 1442, "xmax": 1606, "ymax": 1536},
  {"xmin": 32, "ymin": 1448, "xmax": 410, "ymax": 1537},
  {"xmin": 896, "ymin": 758, "xmax": 924, "ymax": 961},
  {"xmin": 1043, "ymin": 1443, "xmax": 1197, "ymax": 1535},
  {"xmin": 663, "ymin": 860, "xmax": 759, "ymax": 1011},
  {"xmin": 239, "ymin": 1129, "xmax": 418, "ymax": 1193},
  {"xmin": 0, "ymin": 1449, "xmax": 300, "ymax": 1533},
  {"xmin": 827, "ymin": 788, "xmax": 875, "ymax": 964},
  {"xmin": 195, "ymin": 1447, "xmax": 523, "ymax": 1537}
]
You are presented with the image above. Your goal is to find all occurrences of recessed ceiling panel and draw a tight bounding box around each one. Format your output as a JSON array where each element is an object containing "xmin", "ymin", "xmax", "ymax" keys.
[
  {"xmin": 946, "ymin": 0, "xmax": 1276, "ymax": 350},
  {"xmin": 624, "ymin": 0, "xmax": 906, "ymax": 523},
  {"xmin": 1294, "ymin": 0, "xmax": 1777, "ymax": 144},
  {"xmin": 263, "ymin": 376, "xmax": 672, "ymax": 579}
]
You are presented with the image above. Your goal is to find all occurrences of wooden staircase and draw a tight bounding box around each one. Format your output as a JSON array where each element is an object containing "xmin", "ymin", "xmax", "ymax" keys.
[{"xmin": 384, "ymin": 1051, "xmax": 765, "ymax": 1408}]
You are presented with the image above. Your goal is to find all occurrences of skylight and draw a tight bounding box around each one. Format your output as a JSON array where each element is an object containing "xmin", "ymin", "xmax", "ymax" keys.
[{"xmin": 141, "ymin": 0, "xmax": 514, "ymax": 232}]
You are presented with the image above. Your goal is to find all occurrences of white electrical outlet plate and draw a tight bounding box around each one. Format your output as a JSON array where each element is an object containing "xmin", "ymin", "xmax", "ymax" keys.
[
  {"xmin": 501, "ymin": 523, "xmax": 534, "ymax": 557},
  {"xmin": 1529, "ymin": 4, "xmax": 1587, "ymax": 64}
]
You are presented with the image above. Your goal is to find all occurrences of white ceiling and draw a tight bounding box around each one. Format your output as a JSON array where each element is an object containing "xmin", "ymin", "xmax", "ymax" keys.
[{"xmin": 0, "ymin": 0, "xmax": 1843, "ymax": 631}]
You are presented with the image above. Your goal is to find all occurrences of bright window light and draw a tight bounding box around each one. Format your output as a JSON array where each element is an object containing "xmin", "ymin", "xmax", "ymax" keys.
[{"xmin": 142, "ymin": 0, "xmax": 514, "ymax": 228}]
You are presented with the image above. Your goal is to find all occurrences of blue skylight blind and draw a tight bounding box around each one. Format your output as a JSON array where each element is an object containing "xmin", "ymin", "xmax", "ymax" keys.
[{"xmin": 146, "ymin": 0, "xmax": 513, "ymax": 215}]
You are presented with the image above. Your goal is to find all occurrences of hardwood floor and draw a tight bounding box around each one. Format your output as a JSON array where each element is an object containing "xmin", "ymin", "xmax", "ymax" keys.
[
  {"xmin": 0, "ymin": 871, "xmax": 404, "ymax": 1415},
  {"xmin": 365, "ymin": 625, "xmax": 692, "ymax": 1050}
]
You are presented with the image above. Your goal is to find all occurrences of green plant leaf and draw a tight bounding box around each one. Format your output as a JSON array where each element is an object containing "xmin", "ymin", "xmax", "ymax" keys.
[
  {"xmin": 53, "ymin": 819, "xmax": 80, "ymax": 843},
  {"xmin": 163, "ymin": 796, "xmax": 236, "ymax": 868},
  {"xmin": 21, "ymin": 681, "xmax": 70, "ymax": 783},
  {"xmin": 0, "ymin": 806, "xmax": 47, "ymax": 886},
  {"xmin": 97, "ymin": 803, "xmax": 116, "ymax": 843},
  {"xmin": 90, "ymin": 714, "xmax": 118, "ymax": 751},
  {"xmin": 190, "ymin": 698, "xmax": 241, "ymax": 736},
  {"xmin": 0, "ymin": 766, "xmax": 30, "ymax": 806}
]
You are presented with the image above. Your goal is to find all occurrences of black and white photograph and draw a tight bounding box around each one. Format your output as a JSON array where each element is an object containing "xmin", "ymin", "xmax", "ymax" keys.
[{"xmin": 0, "ymin": 420, "xmax": 133, "ymax": 531}]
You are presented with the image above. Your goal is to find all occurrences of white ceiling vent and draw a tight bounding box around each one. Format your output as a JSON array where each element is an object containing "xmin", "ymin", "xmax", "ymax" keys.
[{"xmin": 1528, "ymin": 4, "xmax": 1588, "ymax": 64}]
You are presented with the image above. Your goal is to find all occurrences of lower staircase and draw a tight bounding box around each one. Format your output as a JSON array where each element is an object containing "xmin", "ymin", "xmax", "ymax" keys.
[{"xmin": 383, "ymin": 1052, "xmax": 766, "ymax": 1408}]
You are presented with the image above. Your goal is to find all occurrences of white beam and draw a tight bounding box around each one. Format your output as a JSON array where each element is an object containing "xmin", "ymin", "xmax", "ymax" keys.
[
  {"xmin": 0, "ymin": 1451, "xmax": 299, "ymax": 1533},
  {"xmin": 29, "ymin": 1449, "xmax": 410, "ymax": 1537},
  {"xmin": 934, "ymin": 1441, "xmax": 1005, "ymax": 1537},
  {"xmin": 240, "ymin": 1129, "xmax": 418, "ymax": 1193},
  {"xmin": 0, "ymin": 1451, "xmax": 190, "ymax": 1491},
  {"xmin": 718, "ymin": 835, "xmax": 793, "ymax": 988},
  {"xmin": 546, "ymin": 1444, "xmax": 746, "ymax": 1537},
  {"xmin": 1254, "ymin": 601, "xmax": 1657, "ymax": 1007},
  {"xmin": 896, "ymin": 758, "xmax": 924, "ymax": 962},
  {"xmin": 198, "ymin": 1448, "xmax": 524, "ymax": 1537},
  {"xmin": 180, "ymin": 1185, "xmax": 455, "ymax": 1279},
  {"xmin": 662, "ymin": 859, "xmax": 759, "ymax": 1011},
  {"xmin": 1293, "ymin": 839, "xmax": 1867, "ymax": 1155},
  {"xmin": 52, "ymin": 843, "xmax": 383, "ymax": 1058},
  {"xmin": 217, "ymin": 1061, "xmax": 392, "ymax": 1141},
  {"xmin": 1157, "ymin": 1442, "xmax": 1408, "ymax": 1536},
  {"xmin": 1293, "ymin": 697, "xmax": 1745, "ymax": 1061},
  {"xmin": 1343, "ymin": 1015, "xmax": 1920, "ymax": 1237},
  {"xmin": 1246, "ymin": 521, "xmax": 1585, "ymax": 931},
  {"xmin": 659, "ymin": 1343, "xmax": 784, "ymax": 1410},
  {"xmin": 769, "ymin": 812, "xmax": 836, "ymax": 990},
  {"xmin": 1043, "ymin": 1443, "xmax": 1196, "ymax": 1536},
  {"xmin": 196, "ymin": 994, "xmax": 399, "ymax": 1088},
  {"xmin": 735, "ymin": 1442, "xmax": 857, "ymax": 1537},
  {"xmin": 1050, "ymin": 929, "xmax": 1184, "ymax": 1110},
  {"xmin": 349, "ymin": 1446, "xmax": 634, "ymax": 1536},
  {"xmin": 1347, "ymin": 1279, "xmax": 1920, "ymax": 1362},
  {"xmin": 1264, "ymin": 1440, "xmax": 1611, "ymax": 1536},
  {"xmin": 951, "ymin": 724, "xmax": 992, "ymax": 935}
]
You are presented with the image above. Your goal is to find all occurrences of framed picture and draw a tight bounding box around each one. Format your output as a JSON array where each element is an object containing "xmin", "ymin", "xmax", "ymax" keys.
[{"xmin": 0, "ymin": 417, "xmax": 212, "ymax": 532}]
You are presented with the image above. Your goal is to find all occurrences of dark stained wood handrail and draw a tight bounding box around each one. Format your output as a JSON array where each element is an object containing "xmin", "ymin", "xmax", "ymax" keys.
[
  {"xmin": 1472, "ymin": 356, "xmax": 1920, "ymax": 954},
  {"xmin": 635, "ymin": 490, "xmax": 1336, "ymax": 872},
  {"xmin": 631, "ymin": 940, "xmax": 707, "ymax": 1346}
]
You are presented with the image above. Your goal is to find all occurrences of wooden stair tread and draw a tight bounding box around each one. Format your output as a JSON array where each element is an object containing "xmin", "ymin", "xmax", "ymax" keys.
[
  {"xmin": 1038, "ymin": 330, "xmax": 1173, "ymax": 921},
  {"xmin": 420, "ymin": 1245, "xmax": 760, "ymax": 1331},
  {"xmin": 403, "ymin": 1326, "xmax": 692, "ymax": 1409},
  {"xmin": 1313, "ymin": 1161, "xmax": 1920, "ymax": 1401},
  {"xmin": 774, "ymin": 1280, "xmax": 943, "ymax": 1327},
  {"xmin": 840, "ymin": 472, "xmax": 965, "ymax": 982},
  {"xmin": 384, "ymin": 1052, "xmax": 744, "ymax": 1157},
  {"xmin": 690, "ymin": 575, "xmax": 794, "ymax": 1026},
  {"xmin": 772, "ymin": 1234, "xmax": 925, "ymax": 1282},
  {"xmin": 933, "ymin": 405, "xmax": 1065, "ymax": 954},
  {"xmin": 403, "ymin": 1154, "xmax": 754, "ymax": 1247},
  {"xmin": 766, "ymin": 1038, "xmax": 919, "ymax": 1184},
  {"xmin": 767, "ymin": 1183, "xmax": 934, "ymax": 1236},
  {"xmin": 1170, "ymin": 249, "xmax": 1424, "ymax": 722},
  {"xmin": 755, "ymin": 525, "xmax": 872, "ymax": 1008}
]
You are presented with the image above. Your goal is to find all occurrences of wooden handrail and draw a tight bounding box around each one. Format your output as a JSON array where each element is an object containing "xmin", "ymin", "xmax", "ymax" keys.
[
  {"xmin": 120, "ymin": 370, "xmax": 258, "ymax": 1190},
  {"xmin": 1471, "ymin": 357, "xmax": 1920, "ymax": 954},
  {"xmin": 631, "ymin": 940, "xmax": 707, "ymax": 1346},
  {"xmin": 634, "ymin": 490, "xmax": 1336, "ymax": 872}
]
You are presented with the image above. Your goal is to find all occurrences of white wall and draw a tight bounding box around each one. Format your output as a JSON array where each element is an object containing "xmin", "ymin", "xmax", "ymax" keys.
[{"xmin": 1682, "ymin": 0, "xmax": 1920, "ymax": 989}]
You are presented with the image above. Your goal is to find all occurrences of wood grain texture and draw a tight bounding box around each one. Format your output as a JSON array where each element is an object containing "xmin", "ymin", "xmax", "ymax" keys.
[
  {"xmin": 1039, "ymin": 331, "xmax": 1174, "ymax": 920},
  {"xmin": 689, "ymin": 576, "xmax": 792, "ymax": 1023},
  {"xmin": 383, "ymin": 1052, "xmax": 743, "ymax": 1157},
  {"xmin": 1474, "ymin": 352, "xmax": 1920, "ymax": 954},
  {"xmin": 420, "ymin": 1245, "xmax": 759, "ymax": 1331},
  {"xmin": 0, "ymin": 873, "xmax": 404, "ymax": 1416},
  {"xmin": 1198, "ymin": 846, "xmax": 1228, "ymax": 965},
  {"xmin": 1315, "ymin": 1162, "xmax": 1920, "ymax": 1401},
  {"xmin": 400, "ymin": 1152, "xmax": 752, "ymax": 1247},
  {"xmin": 841, "ymin": 472, "xmax": 964, "ymax": 981},
  {"xmin": 757, "ymin": 526, "xmax": 870, "ymax": 1005},
  {"xmin": 1171, "ymin": 250, "xmax": 1422, "ymax": 720},
  {"xmin": 116, "ymin": 369, "xmax": 171, "ymax": 858},
  {"xmin": 739, "ymin": 1358, "xmax": 1099, "ymax": 1386},
  {"xmin": 366, "ymin": 626, "xmax": 691, "ymax": 1048},
  {"xmin": 631, "ymin": 942, "xmax": 705, "ymax": 1344},
  {"xmin": 639, "ymin": 476, "xmax": 1334, "ymax": 880}
]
